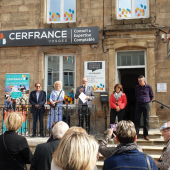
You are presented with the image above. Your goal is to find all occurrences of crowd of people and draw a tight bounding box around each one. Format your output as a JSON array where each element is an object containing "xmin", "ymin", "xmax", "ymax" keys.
[
  {"xmin": 1, "ymin": 75, "xmax": 170, "ymax": 170},
  {"xmin": 1, "ymin": 112, "xmax": 170, "ymax": 170},
  {"xmin": 28, "ymin": 77, "xmax": 95, "ymax": 136}
]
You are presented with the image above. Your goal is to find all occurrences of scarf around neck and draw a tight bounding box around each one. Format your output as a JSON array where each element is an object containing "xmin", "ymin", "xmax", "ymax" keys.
[
  {"xmin": 112, "ymin": 142, "xmax": 138, "ymax": 155},
  {"xmin": 113, "ymin": 91, "xmax": 123, "ymax": 101}
]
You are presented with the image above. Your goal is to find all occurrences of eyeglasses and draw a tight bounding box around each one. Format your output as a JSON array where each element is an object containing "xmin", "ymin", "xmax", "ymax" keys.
[
  {"xmin": 161, "ymin": 129, "xmax": 170, "ymax": 134},
  {"xmin": 36, "ymin": 86, "xmax": 41, "ymax": 88}
]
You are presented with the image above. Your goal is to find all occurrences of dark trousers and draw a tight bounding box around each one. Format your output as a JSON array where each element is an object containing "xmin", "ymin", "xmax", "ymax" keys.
[
  {"xmin": 135, "ymin": 102, "xmax": 150, "ymax": 137},
  {"xmin": 32, "ymin": 109, "xmax": 44, "ymax": 135},
  {"xmin": 78, "ymin": 105, "xmax": 91, "ymax": 134},
  {"xmin": 110, "ymin": 108, "xmax": 125, "ymax": 124}
]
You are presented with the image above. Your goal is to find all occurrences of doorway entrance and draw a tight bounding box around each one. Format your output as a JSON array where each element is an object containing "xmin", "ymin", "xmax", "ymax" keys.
[
  {"xmin": 116, "ymin": 50, "xmax": 146, "ymax": 124},
  {"xmin": 118, "ymin": 68, "xmax": 145, "ymax": 123}
]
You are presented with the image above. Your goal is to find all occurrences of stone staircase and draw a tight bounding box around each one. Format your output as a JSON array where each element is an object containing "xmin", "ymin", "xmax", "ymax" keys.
[{"xmin": 96, "ymin": 130, "xmax": 165, "ymax": 170}]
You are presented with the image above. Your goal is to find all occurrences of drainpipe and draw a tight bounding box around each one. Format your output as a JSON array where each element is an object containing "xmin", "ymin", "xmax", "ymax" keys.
[{"xmin": 102, "ymin": 0, "xmax": 108, "ymax": 53}]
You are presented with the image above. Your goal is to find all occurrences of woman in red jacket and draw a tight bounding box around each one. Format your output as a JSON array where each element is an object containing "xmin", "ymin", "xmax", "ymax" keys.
[{"xmin": 110, "ymin": 84, "xmax": 127, "ymax": 124}]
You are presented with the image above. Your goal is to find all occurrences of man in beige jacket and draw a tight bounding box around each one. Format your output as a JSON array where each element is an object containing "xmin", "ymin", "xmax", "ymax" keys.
[{"xmin": 155, "ymin": 122, "xmax": 170, "ymax": 170}]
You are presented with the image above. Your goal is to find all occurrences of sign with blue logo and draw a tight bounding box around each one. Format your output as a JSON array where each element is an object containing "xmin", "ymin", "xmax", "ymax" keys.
[{"xmin": 5, "ymin": 74, "xmax": 30, "ymax": 100}]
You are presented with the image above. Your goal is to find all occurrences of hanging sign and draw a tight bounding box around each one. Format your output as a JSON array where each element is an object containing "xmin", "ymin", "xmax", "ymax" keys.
[{"xmin": 0, "ymin": 27, "xmax": 99, "ymax": 47}]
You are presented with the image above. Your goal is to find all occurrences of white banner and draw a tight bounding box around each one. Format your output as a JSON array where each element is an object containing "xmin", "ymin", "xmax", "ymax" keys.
[{"xmin": 84, "ymin": 61, "xmax": 105, "ymax": 92}]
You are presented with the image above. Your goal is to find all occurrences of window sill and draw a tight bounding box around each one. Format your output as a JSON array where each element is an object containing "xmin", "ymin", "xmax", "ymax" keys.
[{"xmin": 47, "ymin": 21, "xmax": 76, "ymax": 24}]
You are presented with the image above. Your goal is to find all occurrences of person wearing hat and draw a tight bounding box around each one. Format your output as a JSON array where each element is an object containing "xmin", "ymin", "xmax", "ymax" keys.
[{"xmin": 155, "ymin": 122, "xmax": 170, "ymax": 170}]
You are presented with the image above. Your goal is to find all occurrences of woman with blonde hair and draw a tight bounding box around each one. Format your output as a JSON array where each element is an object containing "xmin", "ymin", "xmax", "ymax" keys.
[
  {"xmin": 47, "ymin": 81, "xmax": 65, "ymax": 130},
  {"xmin": 51, "ymin": 131, "xmax": 98, "ymax": 170},
  {"xmin": 0, "ymin": 112, "xmax": 33, "ymax": 170}
]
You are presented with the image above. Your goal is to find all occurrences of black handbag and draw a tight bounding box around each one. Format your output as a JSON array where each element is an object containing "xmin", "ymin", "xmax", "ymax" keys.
[
  {"xmin": 49, "ymin": 90, "xmax": 62, "ymax": 108},
  {"xmin": 2, "ymin": 134, "xmax": 27, "ymax": 170}
]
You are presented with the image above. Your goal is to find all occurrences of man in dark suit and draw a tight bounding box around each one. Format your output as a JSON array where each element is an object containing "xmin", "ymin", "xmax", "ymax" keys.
[
  {"xmin": 29, "ymin": 83, "xmax": 46, "ymax": 137},
  {"xmin": 30, "ymin": 121, "xmax": 69, "ymax": 170},
  {"xmin": 75, "ymin": 77, "xmax": 95, "ymax": 134}
]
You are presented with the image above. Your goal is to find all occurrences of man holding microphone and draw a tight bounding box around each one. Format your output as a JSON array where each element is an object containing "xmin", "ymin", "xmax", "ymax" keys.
[{"xmin": 75, "ymin": 77, "xmax": 95, "ymax": 134}]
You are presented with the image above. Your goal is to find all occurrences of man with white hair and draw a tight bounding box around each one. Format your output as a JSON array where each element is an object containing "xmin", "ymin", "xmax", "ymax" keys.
[
  {"xmin": 75, "ymin": 77, "xmax": 95, "ymax": 134},
  {"xmin": 155, "ymin": 122, "xmax": 170, "ymax": 170},
  {"xmin": 135, "ymin": 75, "xmax": 154, "ymax": 140},
  {"xmin": 30, "ymin": 121, "xmax": 69, "ymax": 170}
]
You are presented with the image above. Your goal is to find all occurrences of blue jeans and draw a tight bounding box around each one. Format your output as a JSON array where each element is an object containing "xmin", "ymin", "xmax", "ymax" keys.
[
  {"xmin": 135, "ymin": 102, "xmax": 150, "ymax": 137},
  {"xmin": 32, "ymin": 108, "xmax": 44, "ymax": 135}
]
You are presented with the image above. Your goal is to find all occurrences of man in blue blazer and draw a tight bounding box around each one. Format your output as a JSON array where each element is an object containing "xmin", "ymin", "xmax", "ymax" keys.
[
  {"xmin": 75, "ymin": 77, "xmax": 95, "ymax": 134},
  {"xmin": 29, "ymin": 83, "xmax": 46, "ymax": 137}
]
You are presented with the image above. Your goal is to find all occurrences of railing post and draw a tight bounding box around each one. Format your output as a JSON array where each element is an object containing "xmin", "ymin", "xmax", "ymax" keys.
[
  {"xmin": 66, "ymin": 104, "xmax": 68, "ymax": 124},
  {"xmin": 2, "ymin": 108, "xmax": 4, "ymax": 134},
  {"xmin": 95, "ymin": 105, "xmax": 97, "ymax": 140},
  {"xmin": 104, "ymin": 106, "xmax": 107, "ymax": 131}
]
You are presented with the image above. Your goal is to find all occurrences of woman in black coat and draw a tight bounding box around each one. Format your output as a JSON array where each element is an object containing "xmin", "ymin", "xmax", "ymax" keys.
[{"xmin": 0, "ymin": 112, "xmax": 33, "ymax": 170}]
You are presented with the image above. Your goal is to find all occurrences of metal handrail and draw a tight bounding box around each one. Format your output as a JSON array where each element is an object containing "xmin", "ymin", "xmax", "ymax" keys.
[{"xmin": 152, "ymin": 100, "xmax": 170, "ymax": 109}]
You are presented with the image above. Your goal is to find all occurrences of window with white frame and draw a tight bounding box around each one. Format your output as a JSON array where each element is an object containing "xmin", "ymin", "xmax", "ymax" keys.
[
  {"xmin": 45, "ymin": 55, "xmax": 75, "ymax": 104},
  {"xmin": 117, "ymin": 51, "xmax": 145, "ymax": 66},
  {"xmin": 117, "ymin": 0, "xmax": 149, "ymax": 19},
  {"xmin": 47, "ymin": 0, "xmax": 76, "ymax": 23}
]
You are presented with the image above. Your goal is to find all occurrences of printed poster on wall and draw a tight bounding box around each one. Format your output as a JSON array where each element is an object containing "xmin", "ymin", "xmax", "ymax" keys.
[
  {"xmin": 3, "ymin": 73, "xmax": 30, "ymax": 133},
  {"xmin": 84, "ymin": 61, "xmax": 105, "ymax": 92},
  {"xmin": 157, "ymin": 83, "xmax": 167, "ymax": 92}
]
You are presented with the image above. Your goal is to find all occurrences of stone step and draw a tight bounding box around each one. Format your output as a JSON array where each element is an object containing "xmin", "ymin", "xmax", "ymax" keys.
[
  {"xmin": 142, "ymin": 146, "xmax": 164, "ymax": 155},
  {"xmin": 96, "ymin": 161, "xmax": 104, "ymax": 169},
  {"xmin": 138, "ymin": 130, "xmax": 162, "ymax": 139},
  {"xmin": 136, "ymin": 138, "xmax": 166, "ymax": 146}
]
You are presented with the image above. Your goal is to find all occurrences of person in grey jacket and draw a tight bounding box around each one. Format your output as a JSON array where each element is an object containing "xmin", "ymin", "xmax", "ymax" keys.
[
  {"xmin": 155, "ymin": 122, "xmax": 170, "ymax": 170},
  {"xmin": 99, "ymin": 128, "xmax": 143, "ymax": 158},
  {"xmin": 75, "ymin": 77, "xmax": 95, "ymax": 134}
]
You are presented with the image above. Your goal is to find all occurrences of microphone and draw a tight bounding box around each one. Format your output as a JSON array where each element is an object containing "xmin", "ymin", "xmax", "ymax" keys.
[{"xmin": 83, "ymin": 84, "xmax": 85, "ymax": 93}]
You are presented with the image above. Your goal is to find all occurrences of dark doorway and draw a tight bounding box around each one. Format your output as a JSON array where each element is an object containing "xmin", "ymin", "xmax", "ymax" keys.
[{"xmin": 118, "ymin": 68, "xmax": 145, "ymax": 124}]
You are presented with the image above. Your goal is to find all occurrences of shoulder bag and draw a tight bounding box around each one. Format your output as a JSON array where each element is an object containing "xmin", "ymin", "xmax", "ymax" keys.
[
  {"xmin": 49, "ymin": 90, "xmax": 62, "ymax": 108},
  {"xmin": 143, "ymin": 153, "xmax": 151, "ymax": 170},
  {"xmin": 2, "ymin": 134, "xmax": 27, "ymax": 170}
]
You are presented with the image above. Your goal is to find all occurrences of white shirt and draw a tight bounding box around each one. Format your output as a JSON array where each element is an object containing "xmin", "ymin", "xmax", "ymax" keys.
[
  {"xmin": 51, "ymin": 159, "xmax": 62, "ymax": 170},
  {"xmin": 36, "ymin": 91, "xmax": 40, "ymax": 102},
  {"xmin": 84, "ymin": 86, "xmax": 87, "ymax": 95}
]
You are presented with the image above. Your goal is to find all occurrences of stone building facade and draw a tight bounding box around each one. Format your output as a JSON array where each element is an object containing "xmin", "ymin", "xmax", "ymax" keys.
[{"xmin": 0, "ymin": 0, "xmax": 170, "ymax": 133}]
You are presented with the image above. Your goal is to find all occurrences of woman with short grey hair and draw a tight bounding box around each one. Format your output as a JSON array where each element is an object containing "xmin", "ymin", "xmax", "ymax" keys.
[{"xmin": 47, "ymin": 81, "xmax": 65, "ymax": 130}]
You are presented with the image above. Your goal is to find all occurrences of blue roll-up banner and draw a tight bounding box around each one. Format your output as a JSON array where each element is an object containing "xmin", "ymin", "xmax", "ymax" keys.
[{"xmin": 3, "ymin": 73, "xmax": 30, "ymax": 133}]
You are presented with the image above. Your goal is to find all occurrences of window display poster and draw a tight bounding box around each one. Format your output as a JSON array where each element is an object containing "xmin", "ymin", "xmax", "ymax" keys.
[
  {"xmin": 157, "ymin": 83, "xmax": 167, "ymax": 92},
  {"xmin": 84, "ymin": 61, "xmax": 105, "ymax": 92},
  {"xmin": 5, "ymin": 73, "xmax": 30, "ymax": 104}
]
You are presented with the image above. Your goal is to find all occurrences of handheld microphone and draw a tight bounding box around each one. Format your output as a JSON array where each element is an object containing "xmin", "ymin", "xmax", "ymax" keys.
[{"xmin": 82, "ymin": 84, "xmax": 85, "ymax": 93}]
